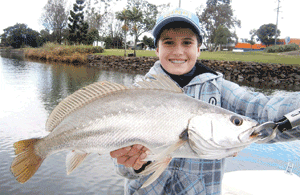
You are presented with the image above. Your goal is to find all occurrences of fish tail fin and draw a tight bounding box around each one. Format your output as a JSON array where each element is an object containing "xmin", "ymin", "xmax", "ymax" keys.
[{"xmin": 10, "ymin": 138, "xmax": 44, "ymax": 184}]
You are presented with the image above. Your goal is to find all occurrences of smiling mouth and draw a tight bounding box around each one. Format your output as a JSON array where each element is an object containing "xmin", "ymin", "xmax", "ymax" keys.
[{"xmin": 169, "ymin": 59, "xmax": 187, "ymax": 64}]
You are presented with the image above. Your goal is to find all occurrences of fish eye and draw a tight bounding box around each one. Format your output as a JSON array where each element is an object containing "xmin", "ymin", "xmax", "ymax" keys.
[{"xmin": 231, "ymin": 116, "xmax": 243, "ymax": 126}]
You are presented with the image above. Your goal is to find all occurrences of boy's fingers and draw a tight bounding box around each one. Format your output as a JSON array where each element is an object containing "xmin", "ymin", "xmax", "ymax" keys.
[
  {"xmin": 110, "ymin": 146, "xmax": 131, "ymax": 158},
  {"xmin": 139, "ymin": 151, "xmax": 147, "ymax": 160},
  {"xmin": 124, "ymin": 154, "xmax": 139, "ymax": 167},
  {"xmin": 133, "ymin": 159, "xmax": 144, "ymax": 170},
  {"xmin": 110, "ymin": 144, "xmax": 150, "ymax": 169},
  {"xmin": 133, "ymin": 149, "xmax": 149, "ymax": 170},
  {"xmin": 117, "ymin": 155, "xmax": 129, "ymax": 165},
  {"xmin": 127, "ymin": 144, "xmax": 144, "ymax": 156}
]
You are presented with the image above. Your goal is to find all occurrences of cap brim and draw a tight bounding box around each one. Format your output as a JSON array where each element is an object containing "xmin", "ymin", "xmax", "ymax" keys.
[{"xmin": 152, "ymin": 16, "xmax": 201, "ymax": 40}]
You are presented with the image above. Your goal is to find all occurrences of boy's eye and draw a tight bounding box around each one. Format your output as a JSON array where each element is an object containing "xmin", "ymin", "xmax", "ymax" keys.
[
  {"xmin": 183, "ymin": 41, "xmax": 192, "ymax": 45},
  {"xmin": 164, "ymin": 41, "xmax": 174, "ymax": 45}
]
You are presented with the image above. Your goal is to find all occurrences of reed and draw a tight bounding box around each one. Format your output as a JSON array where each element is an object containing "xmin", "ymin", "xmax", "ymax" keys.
[{"xmin": 25, "ymin": 42, "xmax": 104, "ymax": 64}]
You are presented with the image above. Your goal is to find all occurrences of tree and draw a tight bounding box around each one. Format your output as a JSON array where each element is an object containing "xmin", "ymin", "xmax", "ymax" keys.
[
  {"xmin": 0, "ymin": 23, "xmax": 40, "ymax": 48},
  {"xmin": 68, "ymin": 0, "xmax": 89, "ymax": 44},
  {"xmin": 207, "ymin": 0, "xmax": 231, "ymax": 5},
  {"xmin": 86, "ymin": 27, "xmax": 100, "ymax": 45},
  {"xmin": 246, "ymin": 29, "xmax": 257, "ymax": 51},
  {"xmin": 214, "ymin": 25, "xmax": 231, "ymax": 50},
  {"xmin": 116, "ymin": 9, "xmax": 129, "ymax": 56},
  {"xmin": 85, "ymin": 0, "xmax": 104, "ymax": 31},
  {"xmin": 142, "ymin": 35, "xmax": 154, "ymax": 49},
  {"xmin": 256, "ymin": 23, "xmax": 280, "ymax": 46},
  {"xmin": 39, "ymin": 29, "xmax": 52, "ymax": 45},
  {"xmin": 126, "ymin": 7, "xmax": 142, "ymax": 56},
  {"xmin": 197, "ymin": 0, "xmax": 240, "ymax": 51},
  {"xmin": 126, "ymin": 0, "xmax": 158, "ymax": 56},
  {"xmin": 103, "ymin": 13, "xmax": 123, "ymax": 49},
  {"xmin": 40, "ymin": 0, "xmax": 68, "ymax": 43}
]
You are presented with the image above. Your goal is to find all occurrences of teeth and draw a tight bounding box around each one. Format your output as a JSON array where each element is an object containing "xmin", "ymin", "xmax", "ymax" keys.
[{"xmin": 170, "ymin": 60, "xmax": 185, "ymax": 64}]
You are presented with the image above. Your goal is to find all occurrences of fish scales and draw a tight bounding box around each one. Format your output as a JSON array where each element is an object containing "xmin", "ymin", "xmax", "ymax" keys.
[{"xmin": 36, "ymin": 89, "xmax": 200, "ymax": 156}]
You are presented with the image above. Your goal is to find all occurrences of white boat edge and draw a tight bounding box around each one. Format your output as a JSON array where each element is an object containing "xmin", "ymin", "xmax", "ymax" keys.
[{"xmin": 222, "ymin": 170, "xmax": 300, "ymax": 195}]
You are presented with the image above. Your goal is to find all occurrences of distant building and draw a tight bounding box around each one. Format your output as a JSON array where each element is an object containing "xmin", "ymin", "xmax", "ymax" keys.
[
  {"xmin": 128, "ymin": 42, "xmax": 145, "ymax": 50},
  {"xmin": 276, "ymin": 38, "xmax": 300, "ymax": 46},
  {"xmin": 93, "ymin": 41, "xmax": 105, "ymax": 48},
  {"xmin": 234, "ymin": 38, "xmax": 300, "ymax": 52},
  {"xmin": 234, "ymin": 42, "xmax": 266, "ymax": 52}
]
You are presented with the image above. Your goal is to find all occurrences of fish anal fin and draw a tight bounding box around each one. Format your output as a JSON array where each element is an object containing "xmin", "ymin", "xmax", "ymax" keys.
[
  {"xmin": 140, "ymin": 157, "xmax": 172, "ymax": 188},
  {"xmin": 10, "ymin": 138, "xmax": 44, "ymax": 184},
  {"xmin": 66, "ymin": 151, "xmax": 89, "ymax": 175}
]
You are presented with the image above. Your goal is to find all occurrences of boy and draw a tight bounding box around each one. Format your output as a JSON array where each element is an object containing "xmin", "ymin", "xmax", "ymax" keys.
[{"xmin": 110, "ymin": 8, "xmax": 300, "ymax": 194}]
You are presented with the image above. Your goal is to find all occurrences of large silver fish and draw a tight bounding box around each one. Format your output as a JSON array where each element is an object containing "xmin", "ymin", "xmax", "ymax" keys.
[{"xmin": 10, "ymin": 75, "xmax": 261, "ymax": 188}]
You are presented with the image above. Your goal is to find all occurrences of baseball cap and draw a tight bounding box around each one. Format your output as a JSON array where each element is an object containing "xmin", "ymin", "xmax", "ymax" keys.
[{"xmin": 152, "ymin": 8, "xmax": 202, "ymax": 46}]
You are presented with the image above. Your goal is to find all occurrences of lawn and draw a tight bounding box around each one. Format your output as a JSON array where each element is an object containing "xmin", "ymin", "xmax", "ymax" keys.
[{"xmin": 97, "ymin": 49, "xmax": 300, "ymax": 65}]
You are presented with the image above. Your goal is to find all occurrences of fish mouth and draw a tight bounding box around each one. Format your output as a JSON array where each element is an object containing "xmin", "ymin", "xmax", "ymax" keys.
[{"xmin": 238, "ymin": 126, "xmax": 263, "ymax": 143}]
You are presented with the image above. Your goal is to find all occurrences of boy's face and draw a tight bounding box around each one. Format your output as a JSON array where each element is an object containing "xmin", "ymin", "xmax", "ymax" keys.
[{"xmin": 155, "ymin": 28, "xmax": 200, "ymax": 75}]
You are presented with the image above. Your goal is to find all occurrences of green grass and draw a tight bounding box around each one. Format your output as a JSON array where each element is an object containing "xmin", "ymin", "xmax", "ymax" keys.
[
  {"xmin": 97, "ymin": 49, "xmax": 300, "ymax": 65},
  {"xmin": 200, "ymin": 51, "xmax": 300, "ymax": 65}
]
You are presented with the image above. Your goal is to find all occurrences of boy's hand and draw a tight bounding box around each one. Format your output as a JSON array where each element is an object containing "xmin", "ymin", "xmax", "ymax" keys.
[{"xmin": 110, "ymin": 144, "xmax": 149, "ymax": 170}]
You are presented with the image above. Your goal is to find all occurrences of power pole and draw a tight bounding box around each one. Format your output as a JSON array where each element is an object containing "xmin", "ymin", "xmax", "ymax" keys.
[
  {"xmin": 179, "ymin": 0, "xmax": 181, "ymax": 8},
  {"xmin": 274, "ymin": 0, "xmax": 281, "ymax": 46}
]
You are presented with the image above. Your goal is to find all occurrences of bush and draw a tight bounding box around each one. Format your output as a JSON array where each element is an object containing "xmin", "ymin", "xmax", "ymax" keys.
[
  {"xmin": 24, "ymin": 42, "xmax": 104, "ymax": 63},
  {"xmin": 285, "ymin": 43, "xmax": 300, "ymax": 52},
  {"xmin": 265, "ymin": 43, "xmax": 300, "ymax": 53}
]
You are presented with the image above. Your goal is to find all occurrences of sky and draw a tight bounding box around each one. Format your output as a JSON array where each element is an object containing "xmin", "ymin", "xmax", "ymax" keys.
[{"xmin": 1, "ymin": 0, "xmax": 299, "ymax": 41}]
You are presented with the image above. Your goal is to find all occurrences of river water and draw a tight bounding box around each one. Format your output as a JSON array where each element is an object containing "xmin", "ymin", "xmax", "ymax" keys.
[{"xmin": 1, "ymin": 52, "xmax": 299, "ymax": 194}]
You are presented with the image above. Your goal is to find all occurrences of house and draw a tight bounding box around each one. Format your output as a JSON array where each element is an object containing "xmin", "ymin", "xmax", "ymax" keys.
[
  {"xmin": 128, "ymin": 42, "xmax": 145, "ymax": 50},
  {"xmin": 276, "ymin": 38, "xmax": 300, "ymax": 46},
  {"xmin": 93, "ymin": 41, "xmax": 105, "ymax": 48}
]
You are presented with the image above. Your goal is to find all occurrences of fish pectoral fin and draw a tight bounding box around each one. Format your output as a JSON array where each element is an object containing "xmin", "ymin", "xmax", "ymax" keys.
[
  {"xmin": 140, "ymin": 156, "xmax": 172, "ymax": 189},
  {"xmin": 145, "ymin": 132, "xmax": 188, "ymax": 162},
  {"xmin": 66, "ymin": 151, "xmax": 89, "ymax": 175},
  {"xmin": 138, "ymin": 138, "xmax": 187, "ymax": 188}
]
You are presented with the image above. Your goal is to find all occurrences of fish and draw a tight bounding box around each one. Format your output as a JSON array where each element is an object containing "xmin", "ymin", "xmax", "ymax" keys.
[{"xmin": 10, "ymin": 74, "xmax": 261, "ymax": 188}]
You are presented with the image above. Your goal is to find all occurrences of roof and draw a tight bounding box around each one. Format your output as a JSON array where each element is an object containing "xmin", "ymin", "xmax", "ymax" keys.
[
  {"xmin": 277, "ymin": 38, "xmax": 300, "ymax": 45},
  {"xmin": 235, "ymin": 43, "xmax": 266, "ymax": 49}
]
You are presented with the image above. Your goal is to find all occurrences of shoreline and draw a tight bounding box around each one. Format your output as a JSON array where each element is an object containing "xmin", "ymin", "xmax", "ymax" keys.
[
  {"xmin": 1, "ymin": 49, "xmax": 299, "ymax": 90},
  {"xmin": 87, "ymin": 55, "xmax": 300, "ymax": 90}
]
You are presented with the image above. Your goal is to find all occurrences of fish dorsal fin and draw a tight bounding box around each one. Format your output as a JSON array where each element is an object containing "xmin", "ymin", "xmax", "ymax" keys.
[
  {"xmin": 46, "ymin": 81, "xmax": 128, "ymax": 132},
  {"xmin": 135, "ymin": 74, "xmax": 183, "ymax": 93}
]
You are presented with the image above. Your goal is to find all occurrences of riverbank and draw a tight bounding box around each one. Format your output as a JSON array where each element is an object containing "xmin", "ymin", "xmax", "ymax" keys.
[
  {"xmin": 23, "ymin": 43, "xmax": 103, "ymax": 64},
  {"xmin": 5, "ymin": 47, "xmax": 300, "ymax": 90},
  {"xmin": 88, "ymin": 55, "xmax": 300, "ymax": 90}
]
